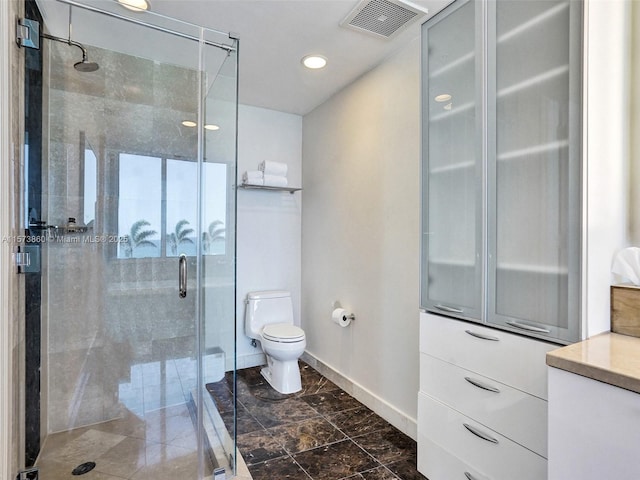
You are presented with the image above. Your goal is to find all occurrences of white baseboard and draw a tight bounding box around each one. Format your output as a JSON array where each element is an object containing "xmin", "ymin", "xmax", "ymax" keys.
[{"xmin": 301, "ymin": 351, "xmax": 417, "ymax": 441}]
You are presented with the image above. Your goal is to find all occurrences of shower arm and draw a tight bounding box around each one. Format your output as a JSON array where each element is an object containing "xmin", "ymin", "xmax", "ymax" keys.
[{"xmin": 40, "ymin": 32, "xmax": 89, "ymax": 63}]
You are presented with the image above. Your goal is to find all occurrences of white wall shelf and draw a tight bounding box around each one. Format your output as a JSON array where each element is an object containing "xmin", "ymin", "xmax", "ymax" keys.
[{"xmin": 238, "ymin": 184, "xmax": 301, "ymax": 194}]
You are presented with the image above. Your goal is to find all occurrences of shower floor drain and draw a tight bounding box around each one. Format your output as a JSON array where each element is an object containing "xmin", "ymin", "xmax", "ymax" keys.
[{"xmin": 71, "ymin": 462, "xmax": 96, "ymax": 476}]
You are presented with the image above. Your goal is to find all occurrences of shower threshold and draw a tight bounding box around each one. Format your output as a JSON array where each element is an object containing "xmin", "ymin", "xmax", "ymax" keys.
[{"xmin": 193, "ymin": 388, "xmax": 252, "ymax": 480}]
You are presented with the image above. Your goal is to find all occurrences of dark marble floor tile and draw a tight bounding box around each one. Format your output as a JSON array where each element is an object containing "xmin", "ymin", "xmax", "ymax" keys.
[
  {"xmin": 338, "ymin": 466, "xmax": 400, "ymax": 480},
  {"xmin": 327, "ymin": 406, "xmax": 390, "ymax": 437},
  {"xmin": 236, "ymin": 381, "xmax": 258, "ymax": 404},
  {"xmin": 385, "ymin": 459, "xmax": 428, "ymax": 480},
  {"xmin": 205, "ymin": 381, "xmax": 234, "ymax": 413},
  {"xmin": 223, "ymin": 370, "xmax": 235, "ymax": 389},
  {"xmin": 234, "ymin": 368, "xmax": 269, "ymax": 402},
  {"xmin": 249, "ymin": 382, "xmax": 295, "ymax": 402},
  {"xmin": 268, "ymin": 417, "xmax": 347, "ymax": 454},
  {"xmin": 248, "ymin": 456, "xmax": 312, "ymax": 480},
  {"xmin": 217, "ymin": 363, "xmax": 420, "ymax": 480},
  {"xmin": 299, "ymin": 363, "xmax": 339, "ymax": 395},
  {"xmin": 237, "ymin": 365, "xmax": 268, "ymax": 387},
  {"xmin": 237, "ymin": 430, "xmax": 288, "ymax": 466},
  {"xmin": 244, "ymin": 396, "xmax": 321, "ymax": 428},
  {"xmin": 360, "ymin": 466, "xmax": 401, "ymax": 479},
  {"xmin": 293, "ymin": 439, "xmax": 379, "ymax": 480},
  {"xmin": 353, "ymin": 425, "xmax": 417, "ymax": 465},
  {"xmin": 220, "ymin": 404, "xmax": 263, "ymax": 435},
  {"xmin": 301, "ymin": 389, "xmax": 363, "ymax": 415}
]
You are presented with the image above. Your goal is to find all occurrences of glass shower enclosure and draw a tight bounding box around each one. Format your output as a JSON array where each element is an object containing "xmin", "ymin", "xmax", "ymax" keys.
[{"xmin": 22, "ymin": 0, "xmax": 238, "ymax": 478}]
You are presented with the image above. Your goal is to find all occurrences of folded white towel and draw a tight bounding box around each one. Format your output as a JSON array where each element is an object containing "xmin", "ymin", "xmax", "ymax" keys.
[
  {"xmin": 263, "ymin": 175, "xmax": 288, "ymax": 187},
  {"xmin": 243, "ymin": 170, "xmax": 263, "ymax": 181},
  {"xmin": 243, "ymin": 171, "xmax": 264, "ymax": 185},
  {"xmin": 259, "ymin": 161, "xmax": 288, "ymax": 177}
]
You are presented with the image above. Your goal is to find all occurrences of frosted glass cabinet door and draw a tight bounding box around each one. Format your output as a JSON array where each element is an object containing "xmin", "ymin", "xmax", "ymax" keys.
[
  {"xmin": 487, "ymin": 0, "xmax": 582, "ymax": 342},
  {"xmin": 421, "ymin": 0, "xmax": 482, "ymax": 321}
]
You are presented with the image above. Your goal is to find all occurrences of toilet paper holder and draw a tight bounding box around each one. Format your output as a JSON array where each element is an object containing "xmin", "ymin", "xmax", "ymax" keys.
[{"xmin": 332, "ymin": 301, "xmax": 356, "ymax": 324}]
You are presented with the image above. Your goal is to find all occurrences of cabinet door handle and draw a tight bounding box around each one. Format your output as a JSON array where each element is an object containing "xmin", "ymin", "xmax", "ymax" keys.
[
  {"xmin": 435, "ymin": 304, "xmax": 464, "ymax": 314},
  {"xmin": 463, "ymin": 423, "xmax": 499, "ymax": 444},
  {"xmin": 464, "ymin": 473, "xmax": 480, "ymax": 480},
  {"xmin": 465, "ymin": 329, "xmax": 500, "ymax": 341},
  {"xmin": 506, "ymin": 320, "xmax": 550, "ymax": 334},
  {"xmin": 465, "ymin": 376, "xmax": 500, "ymax": 393}
]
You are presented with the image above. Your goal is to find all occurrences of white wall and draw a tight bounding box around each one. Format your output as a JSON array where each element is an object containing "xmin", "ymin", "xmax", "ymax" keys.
[
  {"xmin": 302, "ymin": 37, "xmax": 421, "ymax": 435},
  {"xmin": 584, "ymin": 0, "xmax": 631, "ymax": 337},
  {"xmin": 630, "ymin": 0, "xmax": 640, "ymax": 245},
  {"xmin": 236, "ymin": 104, "xmax": 302, "ymax": 368}
]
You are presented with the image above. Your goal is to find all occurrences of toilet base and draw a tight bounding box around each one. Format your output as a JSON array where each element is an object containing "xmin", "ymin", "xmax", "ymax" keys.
[{"xmin": 261, "ymin": 357, "xmax": 302, "ymax": 394}]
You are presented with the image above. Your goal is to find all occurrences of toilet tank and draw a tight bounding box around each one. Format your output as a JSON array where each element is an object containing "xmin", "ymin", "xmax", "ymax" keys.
[{"xmin": 245, "ymin": 290, "xmax": 294, "ymax": 339}]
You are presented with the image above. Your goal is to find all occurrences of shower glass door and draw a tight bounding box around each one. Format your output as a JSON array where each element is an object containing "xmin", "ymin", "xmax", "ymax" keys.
[{"xmin": 24, "ymin": 1, "xmax": 237, "ymax": 478}]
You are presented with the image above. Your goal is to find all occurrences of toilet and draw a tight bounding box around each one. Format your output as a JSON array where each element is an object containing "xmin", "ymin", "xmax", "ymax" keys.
[{"xmin": 245, "ymin": 290, "xmax": 306, "ymax": 394}]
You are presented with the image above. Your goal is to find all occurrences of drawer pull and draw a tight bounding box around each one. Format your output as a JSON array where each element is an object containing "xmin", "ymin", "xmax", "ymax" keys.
[
  {"xmin": 464, "ymin": 473, "xmax": 479, "ymax": 480},
  {"xmin": 463, "ymin": 423, "xmax": 499, "ymax": 444},
  {"xmin": 506, "ymin": 320, "xmax": 551, "ymax": 334},
  {"xmin": 435, "ymin": 304, "xmax": 464, "ymax": 314},
  {"xmin": 465, "ymin": 329, "xmax": 500, "ymax": 341},
  {"xmin": 465, "ymin": 376, "xmax": 500, "ymax": 393}
]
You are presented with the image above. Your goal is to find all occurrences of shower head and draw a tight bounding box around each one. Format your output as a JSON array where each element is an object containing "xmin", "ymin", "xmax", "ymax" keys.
[
  {"xmin": 41, "ymin": 33, "xmax": 100, "ymax": 72},
  {"xmin": 73, "ymin": 43, "xmax": 99, "ymax": 72},
  {"xmin": 73, "ymin": 60, "xmax": 99, "ymax": 72},
  {"xmin": 73, "ymin": 49, "xmax": 99, "ymax": 73}
]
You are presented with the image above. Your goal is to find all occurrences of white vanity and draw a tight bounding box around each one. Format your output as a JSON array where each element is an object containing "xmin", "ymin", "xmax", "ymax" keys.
[{"xmin": 547, "ymin": 333, "xmax": 640, "ymax": 480}]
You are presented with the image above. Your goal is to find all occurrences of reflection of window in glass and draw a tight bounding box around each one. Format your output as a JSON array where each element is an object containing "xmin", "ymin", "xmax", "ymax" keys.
[
  {"xmin": 117, "ymin": 154, "xmax": 228, "ymax": 259},
  {"xmin": 118, "ymin": 154, "xmax": 162, "ymax": 258},
  {"xmin": 203, "ymin": 162, "xmax": 227, "ymax": 256},
  {"xmin": 83, "ymin": 148, "xmax": 97, "ymax": 227},
  {"xmin": 166, "ymin": 159, "xmax": 197, "ymax": 257}
]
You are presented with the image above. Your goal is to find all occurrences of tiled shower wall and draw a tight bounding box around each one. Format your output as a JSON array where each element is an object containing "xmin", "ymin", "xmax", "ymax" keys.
[
  {"xmin": 9, "ymin": 0, "xmax": 27, "ymax": 471},
  {"xmin": 40, "ymin": 41, "xmax": 225, "ymax": 433}
]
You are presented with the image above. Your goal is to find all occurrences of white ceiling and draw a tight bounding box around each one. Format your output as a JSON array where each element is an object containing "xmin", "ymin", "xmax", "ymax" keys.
[{"xmin": 36, "ymin": 0, "xmax": 453, "ymax": 115}]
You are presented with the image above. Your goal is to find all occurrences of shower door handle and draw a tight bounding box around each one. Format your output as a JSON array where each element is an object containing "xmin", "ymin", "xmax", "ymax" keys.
[{"xmin": 178, "ymin": 254, "xmax": 187, "ymax": 298}]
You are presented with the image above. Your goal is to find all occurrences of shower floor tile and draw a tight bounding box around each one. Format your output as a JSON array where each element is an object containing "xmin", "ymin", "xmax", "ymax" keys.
[
  {"xmin": 36, "ymin": 404, "xmax": 212, "ymax": 480},
  {"xmin": 208, "ymin": 361, "xmax": 426, "ymax": 480}
]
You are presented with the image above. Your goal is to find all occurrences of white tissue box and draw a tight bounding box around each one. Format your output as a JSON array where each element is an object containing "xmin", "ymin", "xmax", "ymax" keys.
[{"xmin": 611, "ymin": 285, "xmax": 640, "ymax": 338}]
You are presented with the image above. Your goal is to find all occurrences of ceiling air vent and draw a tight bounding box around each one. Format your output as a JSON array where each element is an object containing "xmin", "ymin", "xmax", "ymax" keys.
[{"xmin": 341, "ymin": 0, "xmax": 428, "ymax": 39}]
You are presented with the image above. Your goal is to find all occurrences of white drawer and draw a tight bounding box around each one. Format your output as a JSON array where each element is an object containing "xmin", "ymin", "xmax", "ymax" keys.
[
  {"xmin": 420, "ymin": 312, "xmax": 555, "ymax": 399},
  {"xmin": 420, "ymin": 353, "xmax": 547, "ymax": 457},
  {"xmin": 418, "ymin": 433, "xmax": 490, "ymax": 480},
  {"xmin": 418, "ymin": 392, "xmax": 547, "ymax": 480}
]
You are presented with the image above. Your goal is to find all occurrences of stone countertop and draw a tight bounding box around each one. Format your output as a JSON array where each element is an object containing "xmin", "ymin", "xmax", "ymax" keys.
[{"xmin": 546, "ymin": 332, "xmax": 640, "ymax": 394}]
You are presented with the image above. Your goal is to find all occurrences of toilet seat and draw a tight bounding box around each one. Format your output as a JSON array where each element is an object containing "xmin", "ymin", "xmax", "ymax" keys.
[{"xmin": 262, "ymin": 323, "xmax": 305, "ymax": 343}]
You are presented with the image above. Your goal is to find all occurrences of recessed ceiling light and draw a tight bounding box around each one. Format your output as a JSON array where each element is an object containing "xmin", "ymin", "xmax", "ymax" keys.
[
  {"xmin": 204, "ymin": 124, "xmax": 220, "ymax": 131},
  {"xmin": 181, "ymin": 120, "xmax": 197, "ymax": 127},
  {"xmin": 435, "ymin": 94, "xmax": 452, "ymax": 103},
  {"xmin": 118, "ymin": 0, "xmax": 150, "ymax": 12},
  {"xmin": 302, "ymin": 55, "xmax": 327, "ymax": 70}
]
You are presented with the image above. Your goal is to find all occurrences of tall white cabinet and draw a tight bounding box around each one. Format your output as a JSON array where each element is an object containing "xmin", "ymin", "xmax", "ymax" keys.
[
  {"xmin": 421, "ymin": 0, "xmax": 583, "ymax": 344},
  {"xmin": 419, "ymin": 0, "xmax": 588, "ymax": 478}
]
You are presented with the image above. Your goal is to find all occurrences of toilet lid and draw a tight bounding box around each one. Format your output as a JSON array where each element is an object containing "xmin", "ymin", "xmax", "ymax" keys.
[{"xmin": 262, "ymin": 324, "xmax": 305, "ymax": 343}]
